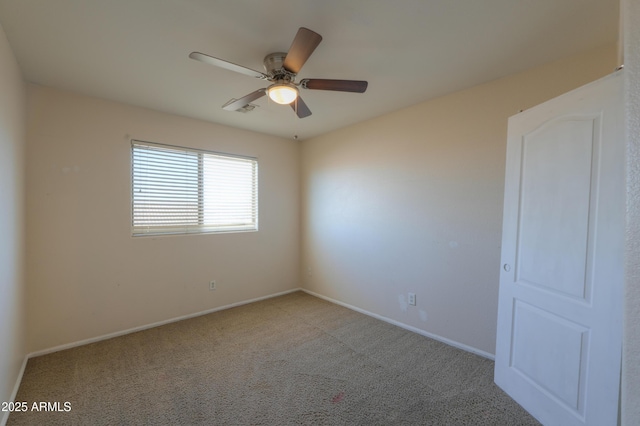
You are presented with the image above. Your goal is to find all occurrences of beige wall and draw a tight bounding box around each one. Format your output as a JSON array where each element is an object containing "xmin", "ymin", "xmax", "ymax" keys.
[
  {"xmin": 301, "ymin": 44, "xmax": 617, "ymax": 356},
  {"xmin": 623, "ymin": 0, "xmax": 640, "ymax": 422},
  {"xmin": 0, "ymin": 23, "xmax": 27, "ymax": 422},
  {"xmin": 25, "ymin": 86, "xmax": 300, "ymax": 353}
]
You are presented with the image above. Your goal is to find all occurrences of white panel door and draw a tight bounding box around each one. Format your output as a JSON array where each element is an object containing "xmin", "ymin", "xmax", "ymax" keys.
[{"xmin": 494, "ymin": 71, "xmax": 624, "ymax": 426}]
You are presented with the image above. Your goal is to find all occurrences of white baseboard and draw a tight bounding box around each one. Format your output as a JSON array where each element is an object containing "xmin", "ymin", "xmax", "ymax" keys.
[
  {"xmin": 1, "ymin": 355, "xmax": 28, "ymax": 426},
  {"xmin": 301, "ymin": 289, "xmax": 495, "ymax": 361},
  {"xmin": 28, "ymin": 288, "xmax": 302, "ymax": 358}
]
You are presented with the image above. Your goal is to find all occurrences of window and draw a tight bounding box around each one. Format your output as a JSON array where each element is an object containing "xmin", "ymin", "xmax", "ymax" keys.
[{"xmin": 131, "ymin": 140, "xmax": 258, "ymax": 236}]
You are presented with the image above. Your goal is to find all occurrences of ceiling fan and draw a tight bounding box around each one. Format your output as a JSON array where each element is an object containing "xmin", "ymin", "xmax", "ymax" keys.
[{"xmin": 189, "ymin": 27, "xmax": 368, "ymax": 118}]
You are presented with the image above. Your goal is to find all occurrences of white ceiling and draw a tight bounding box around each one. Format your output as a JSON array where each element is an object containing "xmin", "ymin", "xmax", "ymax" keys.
[{"xmin": 0, "ymin": 0, "xmax": 619, "ymax": 141}]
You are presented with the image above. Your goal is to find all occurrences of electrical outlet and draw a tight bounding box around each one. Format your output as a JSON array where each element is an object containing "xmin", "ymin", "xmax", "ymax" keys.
[
  {"xmin": 209, "ymin": 280, "xmax": 216, "ymax": 291},
  {"xmin": 408, "ymin": 292, "xmax": 416, "ymax": 306}
]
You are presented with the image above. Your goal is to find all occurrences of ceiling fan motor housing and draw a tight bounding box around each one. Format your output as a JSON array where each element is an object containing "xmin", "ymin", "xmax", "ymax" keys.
[{"xmin": 263, "ymin": 52, "xmax": 293, "ymax": 80}]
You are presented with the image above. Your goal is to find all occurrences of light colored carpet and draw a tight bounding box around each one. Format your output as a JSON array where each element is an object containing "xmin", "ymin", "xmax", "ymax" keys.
[{"xmin": 8, "ymin": 291, "xmax": 540, "ymax": 425}]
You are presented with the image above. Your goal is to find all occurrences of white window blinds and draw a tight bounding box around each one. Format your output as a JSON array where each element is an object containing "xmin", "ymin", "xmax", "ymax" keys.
[{"xmin": 132, "ymin": 141, "xmax": 258, "ymax": 236}]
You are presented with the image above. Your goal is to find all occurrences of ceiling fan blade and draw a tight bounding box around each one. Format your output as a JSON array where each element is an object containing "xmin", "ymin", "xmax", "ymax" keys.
[
  {"xmin": 283, "ymin": 28, "xmax": 322, "ymax": 74},
  {"xmin": 189, "ymin": 52, "xmax": 268, "ymax": 80},
  {"xmin": 301, "ymin": 79, "xmax": 368, "ymax": 93},
  {"xmin": 290, "ymin": 96, "xmax": 312, "ymax": 118},
  {"xmin": 222, "ymin": 89, "xmax": 266, "ymax": 111}
]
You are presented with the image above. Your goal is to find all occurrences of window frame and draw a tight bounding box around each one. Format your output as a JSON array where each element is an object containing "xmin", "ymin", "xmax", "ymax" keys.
[{"xmin": 130, "ymin": 140, "xmax": 258, "ymax": 237}]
